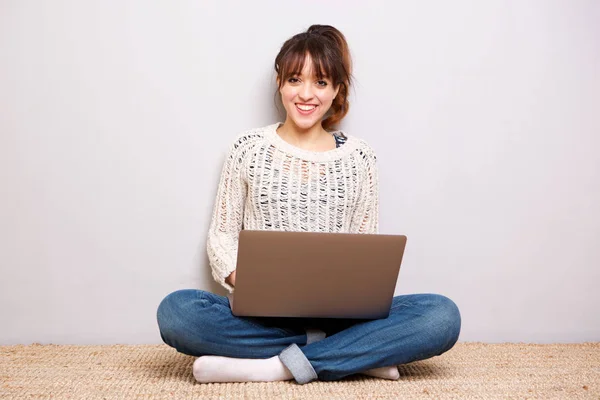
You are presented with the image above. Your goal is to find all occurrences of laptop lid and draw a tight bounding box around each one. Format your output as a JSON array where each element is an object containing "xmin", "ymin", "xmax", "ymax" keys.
[{"xmin": 231, "ymin": 230, "xmax": 407, "ymax": 319}]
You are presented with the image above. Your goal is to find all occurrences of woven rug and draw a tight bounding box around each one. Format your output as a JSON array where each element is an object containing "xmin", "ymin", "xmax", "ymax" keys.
[{"xmin": 1, "ymin": 342, "xmax": 598, "ymax": 399}]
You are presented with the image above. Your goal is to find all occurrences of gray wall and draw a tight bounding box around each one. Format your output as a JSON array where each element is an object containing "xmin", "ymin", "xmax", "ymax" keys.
[{"xmin": 1, "ymin": 0, "xmax": 599, "ymax": 345}]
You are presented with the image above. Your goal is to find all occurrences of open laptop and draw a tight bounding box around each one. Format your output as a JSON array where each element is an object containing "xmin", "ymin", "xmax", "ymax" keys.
[{"xmin": 230, "ymin": 230, "xmax": 407, "ymax": 319}]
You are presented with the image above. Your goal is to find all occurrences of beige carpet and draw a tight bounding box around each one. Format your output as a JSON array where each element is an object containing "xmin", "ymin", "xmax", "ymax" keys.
[{"xmin": 1, "ymin": 343, "xmax": 599, "ymax": 399}]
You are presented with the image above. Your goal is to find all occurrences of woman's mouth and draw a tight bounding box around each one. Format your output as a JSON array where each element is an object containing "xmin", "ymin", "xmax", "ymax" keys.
[{"xmin": 295, "ymin": 104, "xmax": 317, "ymax": 115}]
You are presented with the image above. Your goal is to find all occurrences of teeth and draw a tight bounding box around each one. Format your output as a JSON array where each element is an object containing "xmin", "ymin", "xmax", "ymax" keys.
[{"xmin": 297, "ymin": 104, "xmax": 316, "ymax": 111}]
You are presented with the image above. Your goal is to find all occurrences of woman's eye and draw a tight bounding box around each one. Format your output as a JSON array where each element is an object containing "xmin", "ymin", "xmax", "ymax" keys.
[
  {"xmin": 317, "ymin": 80, "xmax": 328, "ymax": 87},
  {"xmin": 288, "ymin": 77, "xmax": 299, "ymax": 83}
]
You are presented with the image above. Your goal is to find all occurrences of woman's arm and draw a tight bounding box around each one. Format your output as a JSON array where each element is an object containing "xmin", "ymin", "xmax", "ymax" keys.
[
  {"xmin": 351, "ymin": 145, "xmax": 379, "ymax": 234},
  {"xmin": 206, "ymin": 137, "xmax": 249, "ymax": 292}
]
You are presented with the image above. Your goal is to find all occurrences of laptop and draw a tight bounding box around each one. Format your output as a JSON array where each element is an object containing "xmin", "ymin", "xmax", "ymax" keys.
[{"xmin": 230, "ymin": 230, "xmax": 407, "ymax": 319}]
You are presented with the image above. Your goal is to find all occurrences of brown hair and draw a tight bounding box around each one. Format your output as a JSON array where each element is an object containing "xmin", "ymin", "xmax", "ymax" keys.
[{"xmin": 274, "ymin": 25, "xmax": 353, "ymax": 131}]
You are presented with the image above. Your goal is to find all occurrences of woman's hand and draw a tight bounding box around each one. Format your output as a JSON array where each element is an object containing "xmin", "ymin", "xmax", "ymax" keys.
[{"xmin": 226, "ymin": 270, "xmax": 236, "ymax": 287}]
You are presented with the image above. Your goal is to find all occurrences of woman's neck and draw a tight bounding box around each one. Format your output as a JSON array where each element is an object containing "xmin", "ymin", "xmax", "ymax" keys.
[{"xmin": 276, "ymin": 119, "xmax": 335, "ymax": 151}]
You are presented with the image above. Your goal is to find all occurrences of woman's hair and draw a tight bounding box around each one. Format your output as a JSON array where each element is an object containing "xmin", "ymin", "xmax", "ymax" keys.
[{"xmin": 274, "ymin": 24, "xmax": 353, "ymax": 131}]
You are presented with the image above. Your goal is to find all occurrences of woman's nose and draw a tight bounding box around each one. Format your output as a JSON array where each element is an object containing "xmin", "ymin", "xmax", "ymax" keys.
[{"xmin": 298, "ymin": 83, "xmax": 314, "ymax": 101}]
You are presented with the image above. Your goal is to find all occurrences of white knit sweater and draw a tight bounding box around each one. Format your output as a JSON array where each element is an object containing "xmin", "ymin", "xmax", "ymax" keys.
[{"xmin": 207, "ymin": 122, "xmax": 379, "ymax": 292}]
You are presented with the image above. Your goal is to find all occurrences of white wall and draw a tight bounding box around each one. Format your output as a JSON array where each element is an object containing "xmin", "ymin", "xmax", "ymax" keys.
[{"xmin": 1, "ymin": 0, "xmax": 598, "ymax": 345}]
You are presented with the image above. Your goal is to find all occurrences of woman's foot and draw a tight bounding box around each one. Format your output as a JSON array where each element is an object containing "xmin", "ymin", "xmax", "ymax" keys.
[
  {"xmin": 193, "ymin": 355, "xmax": 399, "ymax": 383},
  {"xmin": 193, "ymin": 355, "xmax": 293, "ymax": 383},
  {"xmin": 361, "ymin": 366, "xmax": 400, "ymax": 380}
]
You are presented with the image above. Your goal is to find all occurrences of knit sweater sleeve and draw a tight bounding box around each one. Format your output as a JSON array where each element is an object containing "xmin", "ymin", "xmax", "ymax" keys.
[
  {"xmin": 206, "ymin": 135, "xmax": 252, "ymax": 293},
  {"xmin": 351, "ymin": 143, "xmax": 380, "ymax": 234}
]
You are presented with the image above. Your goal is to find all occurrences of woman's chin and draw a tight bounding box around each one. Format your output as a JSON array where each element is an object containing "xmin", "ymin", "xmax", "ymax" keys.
[{"xmin": 289, "ymin": 116, "xmax": 322, "ymax": 130}]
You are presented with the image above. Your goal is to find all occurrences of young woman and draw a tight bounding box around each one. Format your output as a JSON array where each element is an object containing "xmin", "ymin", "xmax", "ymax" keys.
[{"xmin": 157, "ymin": 24, "xmax": 461, "ymax": 385}]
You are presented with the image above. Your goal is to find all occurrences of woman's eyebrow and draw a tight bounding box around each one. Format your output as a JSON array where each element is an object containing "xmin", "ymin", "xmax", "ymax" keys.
[{"xmin": 294, "ymin": 72, "xmax": 330, "ymax": 80}]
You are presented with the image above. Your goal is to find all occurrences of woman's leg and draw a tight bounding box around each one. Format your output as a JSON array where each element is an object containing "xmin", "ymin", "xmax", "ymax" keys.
[
  {"xmin": 157, "ymin": 290, "xmax": 460, "ymax": 384},
  {"xmin": 156, "ymin": 289, "xmax": 307, "ymax": 358},
  {"xmin": 277, "ymin": 293, "xmax": 461, "ymax": 383}
]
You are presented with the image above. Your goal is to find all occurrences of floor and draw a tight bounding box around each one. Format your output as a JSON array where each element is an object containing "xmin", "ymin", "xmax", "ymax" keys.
[{"xmin": 1, "ymin": 342, "xmax": 599, "ymax": 399}]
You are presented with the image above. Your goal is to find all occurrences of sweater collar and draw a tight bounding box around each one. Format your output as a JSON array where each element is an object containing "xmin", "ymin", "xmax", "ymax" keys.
[{"xmin": 264, "ymin": 122, "xmax": 359, "ymax": 163}]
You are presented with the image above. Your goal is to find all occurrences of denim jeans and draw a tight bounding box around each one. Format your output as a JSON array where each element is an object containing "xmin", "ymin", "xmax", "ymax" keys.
[{"xmin": 156, "ymin": 289, "xmax": 461, "ymax": 384}]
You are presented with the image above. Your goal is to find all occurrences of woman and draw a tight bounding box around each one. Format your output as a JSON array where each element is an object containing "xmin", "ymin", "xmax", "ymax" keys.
[{"xmin": 157, "ymin": 24, "xmax": 461, "ymax": 385}]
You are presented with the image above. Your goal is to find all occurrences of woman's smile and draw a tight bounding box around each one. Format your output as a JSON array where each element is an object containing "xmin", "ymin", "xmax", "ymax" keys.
[{"xmin": 296, "ymin": 103, "xmax": 318, "ymax": 114}]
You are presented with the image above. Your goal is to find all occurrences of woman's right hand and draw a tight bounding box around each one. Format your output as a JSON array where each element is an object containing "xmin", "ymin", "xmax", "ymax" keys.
[{"xmin": 226, "ymin": 270, "xmax": 236, "ymax": 287}]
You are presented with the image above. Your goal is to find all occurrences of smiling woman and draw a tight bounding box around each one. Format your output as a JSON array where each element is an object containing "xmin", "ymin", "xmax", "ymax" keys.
[
  {"xmin": 274, "ymin": 25, "xmax": 352, "ymax": 133},
  {"xmin": 275, "ymin": 55, "xmax": 343, "ymax": 152},
  {"xmin": 156, "ymin": 24, "xmax": 461, "ymax": 386}
]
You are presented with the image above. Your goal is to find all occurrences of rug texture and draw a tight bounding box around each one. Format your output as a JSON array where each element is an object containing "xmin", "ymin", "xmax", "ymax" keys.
[{"xmin": 1, "ymin": 342, "xmax": 599, "ymax": 399}]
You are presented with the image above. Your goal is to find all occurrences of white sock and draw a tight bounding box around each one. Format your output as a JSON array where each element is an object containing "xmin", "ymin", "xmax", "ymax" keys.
[
  {"xmin": 193, "ymin": 355, "xmax": 399, "ymax": 383},
  {"xmin": 193, "ymin": 355, "xmax": 293, "ymax": 383},
  {"xmin": 361, "ymin": 366, "xmax": 400, "ymax": 380}
]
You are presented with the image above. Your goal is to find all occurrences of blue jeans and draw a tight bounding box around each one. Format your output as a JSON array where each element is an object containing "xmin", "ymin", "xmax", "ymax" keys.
[{"xmin": 156, "ymin": 289, "xmax": 461, "ymax": 384}]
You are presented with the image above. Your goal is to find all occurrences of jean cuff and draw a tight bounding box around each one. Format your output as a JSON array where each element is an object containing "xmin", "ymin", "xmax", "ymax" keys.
[{"xmin": 278, "ymin": 343, "xmax": 318, "ymax": 384}]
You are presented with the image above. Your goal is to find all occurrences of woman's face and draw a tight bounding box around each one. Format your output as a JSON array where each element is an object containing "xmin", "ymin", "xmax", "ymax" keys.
[{"xmin": 278, "ymin": 55, "xmax": 340, "ymax": 131}]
